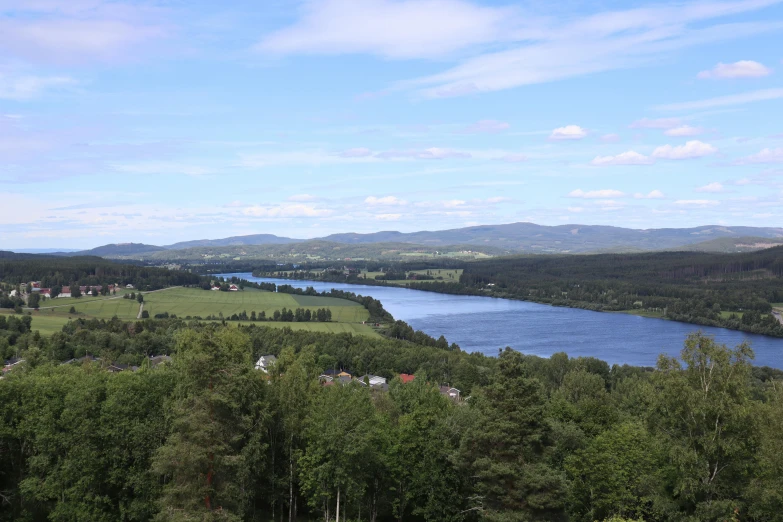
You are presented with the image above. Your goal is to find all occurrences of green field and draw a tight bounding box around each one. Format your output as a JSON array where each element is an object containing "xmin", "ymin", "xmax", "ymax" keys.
[
  {"xmin": 25, "ymin": 287, "xmax": 372, "ymax": 335},
  {"xmin": 1, "ymin": 312, "xmax": 74, "ymax": 335}
]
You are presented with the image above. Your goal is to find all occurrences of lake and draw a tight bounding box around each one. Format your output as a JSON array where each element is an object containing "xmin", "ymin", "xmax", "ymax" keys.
[{"xmin": 219, "ymin": 273, "xmax": 783, "ymax": 369}]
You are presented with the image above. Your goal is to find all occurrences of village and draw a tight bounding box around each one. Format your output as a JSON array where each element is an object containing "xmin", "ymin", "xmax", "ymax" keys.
[{"xmin": 255, "ymin": 354, "xmax": 462, "ymax": 402}]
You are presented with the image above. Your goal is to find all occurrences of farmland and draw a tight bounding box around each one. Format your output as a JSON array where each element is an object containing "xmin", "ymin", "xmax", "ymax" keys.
[{"xmin": 25, "ymin": 287, "xmax": 373, "ymax": 335}]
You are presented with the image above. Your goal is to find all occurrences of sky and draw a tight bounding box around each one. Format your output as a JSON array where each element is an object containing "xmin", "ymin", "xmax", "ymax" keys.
[{"xmin": 1, "ymin": 0, "xmax": 783, "ymax": 249}]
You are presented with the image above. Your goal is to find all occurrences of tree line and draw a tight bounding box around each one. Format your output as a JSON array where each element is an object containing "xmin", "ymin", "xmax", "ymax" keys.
[{"xmin": 1, "ymin": 317, "xmax": 783, "ymax": 521}]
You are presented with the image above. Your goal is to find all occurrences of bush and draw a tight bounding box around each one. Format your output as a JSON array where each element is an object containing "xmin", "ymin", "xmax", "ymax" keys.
[{"xmin": 141, "ymin": 310, "xmax": 149, "ymax": 319}]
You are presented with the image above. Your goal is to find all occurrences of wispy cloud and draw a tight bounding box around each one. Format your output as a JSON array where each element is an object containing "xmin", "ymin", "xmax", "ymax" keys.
[
  {"xmin": 655, "ymin": 88, "xmax": 783, "ymax": 111},
  {"xmin": 634, "ymin": 190, "xmax": 665, "ymax": 199},
  {"xmin": 591, "ymin": 150, "xmax": 653, "ymax": 166},
  {"xmin": 630, "ymin": 117, "xmax": 681, "ymax": 129},
  {"xmin": 550, "ymin": 125, "xmax": 587, "ymax": 140},
  {"xmin": 696, "ymin": 182, "xmax": 725, "ymax": 192},
  {"xmin": 733, "ymin": 147, "xmax": 783, "ymax": 164},
  {"xmin": 665, "ymin": 125, "xmax": 704, "ymax": 136},
  {"xmin": 697, "ymin": 60, "xmax": 772, "ymax": 79},
  {"xmin": 568, "ymin": 189, "xmax": 626, "ymax": 199},
  {"xmin": 257, "ymin": 0, "xmax": 783, "ymax": 98},
  {"xmin": 652, "ymin": 140, "xmax": 717, "ymax": 159},
  {"xmin": 255, "ymin": 0, "xmax": 517, "ymax": 59},
  {"xmin": 364, "ymin": 195, "xmax": 407, "ymax": 206},
  {"xmin": 462, "ymin": 119, "xmax": 510, "ymax": 134},
  {"xmin": 0, "ymin": 73, "xmax": 76, "ymax": 100}
]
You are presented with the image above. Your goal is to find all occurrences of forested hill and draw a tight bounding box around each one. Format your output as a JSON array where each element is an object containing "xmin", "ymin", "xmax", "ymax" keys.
[
  {"xmin": 0, "ymin": 256, "xmax": 203, "ymax": 290},
  {"xmin": 320, "ymin": 222, "xmax": 783, "ymax": 252}
]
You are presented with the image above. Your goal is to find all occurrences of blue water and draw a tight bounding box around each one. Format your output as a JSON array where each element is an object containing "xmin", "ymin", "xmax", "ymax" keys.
[{"xmin": 219, "ymin": 273, "xmax": 783, "ymax": 369}]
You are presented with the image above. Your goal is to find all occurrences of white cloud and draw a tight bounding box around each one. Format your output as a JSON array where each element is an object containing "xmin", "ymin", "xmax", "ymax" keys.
[
  {"xmin": 600, "ymin": 133, "xmax": 620, "ymax": 142},
  {"xmin": 0, "ymin": 74, "xmax": 76, "ymax": 100},
  {"xmin": 256, "ymin": 0, "xmax": 515, "ymax": 59},
  {"xmin": 697, "ymin": 60, "xmax": 772, "ymax": 79},
  {"xmin": 734, "ymin": 147, "xmax": 783, "ymax": 164},
  {"xmin": 0, "ymin": 3, "xmax": 170, "ymax": 65},
  {"xmin": 634, "ymin": 190, "xmax": 665, "ymax": 199},
  {"xmin": 568, "ymin": 189, "xmax": 626, "ymax": 199},
  {"xmin": 674, "ymin": 199, "xmax": 720, "ymax": 207},
  {"xmin": 629, "ymin": 117, "xmax": 681, "ymax": 129},
  {"xmin": 591, "ymin": 150, "xmax": 653, "ymax": 166},
  {"xmin": 665, "ymin": 125, "xmax": 704, "ymax": 136},
  {"xmin": 568, "ymin": 206, "xmax": 584, "ymax": 212},
  {"xmin": 339, "ymin": 147, "xmax": 373, "ymax": 157},
  {"xmin": 364, "ymin": 195, "xmax": 407, "ymax": 206},
  {"xmin": 242, "ymin": 203, "xmax": 331, "ymax": 218},
  {"xmin": 388, "ymin": 0, "xmax": 782, "ymax": 98},
  {"xmin": 696, "ymin": 182, "xmax": 725, "ymax": 192},
  {"xmin": 463, "ymin": 119, "xmax": 510, "ymax": 133},
  {"xmin": 375, "ymin": 213, "xmax": 402, "ymax": 220},
  {"xmin": 652, "ymin": 140, "xmax": 717, "ymax": 159},
  {"xmin": 111, "ymin": 162, "xmax": 213, "ymax": 177},
  {"xmin": 655, "ymin": 88, "xmax": 783, "ymax": 111},
  {"xmin": 550, "ymin": 125, "xmax": 587, "ymax": 140}
]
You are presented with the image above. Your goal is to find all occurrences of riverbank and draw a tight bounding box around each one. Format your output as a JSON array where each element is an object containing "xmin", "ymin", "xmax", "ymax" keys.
[
  {"xmin": 254, "ymin": 271, "xmax": 783, "ymax": 339},
  {"xmin": 230, "ymin": 273, "xmax": 783, "ymax": 368}
]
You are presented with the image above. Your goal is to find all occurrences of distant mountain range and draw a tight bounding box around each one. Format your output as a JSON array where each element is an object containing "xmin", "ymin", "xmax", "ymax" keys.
[{"xmin": 30, "ymin": 222, "xmax": 783, "ymax": 259}]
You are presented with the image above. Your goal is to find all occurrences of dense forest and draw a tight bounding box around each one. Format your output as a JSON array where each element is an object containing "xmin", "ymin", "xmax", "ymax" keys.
[
  {"xmin": 2, "ymin": 318, "xmax": 783, "ymax": 521},
  {"xmin": 0, "ymin": 256, "xmax": 203, "ymax": 292}
]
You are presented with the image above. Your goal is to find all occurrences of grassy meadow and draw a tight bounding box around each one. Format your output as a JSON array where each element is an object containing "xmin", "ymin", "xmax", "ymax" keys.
[{"xmin": 24, "ymin": 287, "xmax": 372, "ymax": 336}]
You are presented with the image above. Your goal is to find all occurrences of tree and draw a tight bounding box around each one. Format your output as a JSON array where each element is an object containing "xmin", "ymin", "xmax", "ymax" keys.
[
  {"xmin": 27, "ymin": 293, "xmax": 40, "ymax": 310},
  {"xmin": 137, "ymin": 293, "xmax": 144, "ymax": 304},
  {"xmin": 461, "ymin": 349, "xmax": 566, "ymax": 521},
  {"xmin": 299, "ymin": 383, "xmax": 377, "ymax": 522},
  {"xmin": 71, "ymin": 286, "xmax": 82, "ymax": 298},
  {"xmin": 152, "ymin": 327, "xmax": 266, "ymax": 521},
  {"xmin": 565, "ymin": 422, "xmax": 668, "ymax": 521},
  {"xmin": 649, "ymin": 333, "xmax": 756, "ymax": 520}
]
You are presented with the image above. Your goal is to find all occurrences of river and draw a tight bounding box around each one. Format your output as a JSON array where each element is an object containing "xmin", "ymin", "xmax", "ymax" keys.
[{"xmin": 220, "ymin": 273, "xmax": 783, "ymax": 369}]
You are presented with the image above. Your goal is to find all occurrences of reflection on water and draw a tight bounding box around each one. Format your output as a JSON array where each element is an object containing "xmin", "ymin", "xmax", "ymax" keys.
[{"xmin": 220, "ymin": 273, "xmax": 783, "ymax": 369}]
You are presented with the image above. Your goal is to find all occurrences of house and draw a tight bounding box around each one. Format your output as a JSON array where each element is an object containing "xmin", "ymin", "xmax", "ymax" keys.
[
  {"xmin": 337, "ymin": 371, "xmax": 351, "ymax": 378},
  {"xmin": 31, "ymin": 281, "xmax": 41, "ymax": 289},
  {"xmin": 61, "ymin": 355, "xmax": 100, "ymax": 365},
  {"xmin": 59, "ymin": 286, "xmax": 72, "ymax": 298},
  {"xmin": 358, "ymin": 374, "xmax": 387, "ymax": 387},
  {"xmin": 229, "ymin": 284, "xmax": 239, "ymax": 291},
  {"xmin": 322, "ymin": 369, "xmax": 340, "ymax": 377},
  {"xmin": 39, "ymin": 288, "xmax": 52, "ymax": 298},
  {"xmin": 319, "ymin": 374, "xmax": 334, "ymax": 383},
  {"xmin": 2, "ymin": 358, "xmax": 24, "ymax": 375},
  {"xmin": 126, "ymin": 284, "xmax": 134, "ymax": 289},
  {"xmin": 9, "ymin": 290, "xmax": 17, "ymax": 297},
  {"xmin": 211, "ymin": 286, "xmax": 220, "ymax": 291},
  {"xmin": 439, "ymin": 386, "xmax": 461, "ymax": 401},
  {"xmin": 255, "ymin": 354, "xmax": 277, "ymax": 373},
  {"xmin": 337, "ymin": 375, "xmax": 353, "ymax": 385},
  {"xmin": 400, "ymin": 373, "xmax": 416, "ymax": 384},
  {"xmin": 149, "ymin": 355, "xmax": 172, "ymax": 367}
]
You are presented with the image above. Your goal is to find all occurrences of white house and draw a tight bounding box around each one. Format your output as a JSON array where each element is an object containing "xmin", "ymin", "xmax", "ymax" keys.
[
  {"xmin": 255, "ymin": 355, "xmax": 277, "ymax": 373},
  {"xmin": 126, "ymin": 284, "xmax": 134, "ymax": 289},
  {"xmin": 358, "ymin": 374, "xmax": 387, "ymax": 387},
  {"xmin": 58, "ymin": 286, "xmax": 72, "ymax": 298}
]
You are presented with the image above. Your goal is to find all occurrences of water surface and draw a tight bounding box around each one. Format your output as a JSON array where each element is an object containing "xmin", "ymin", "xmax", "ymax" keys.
[{"xmin": 220, "ymin": 273, "xmax": 783, "ymax": 369}]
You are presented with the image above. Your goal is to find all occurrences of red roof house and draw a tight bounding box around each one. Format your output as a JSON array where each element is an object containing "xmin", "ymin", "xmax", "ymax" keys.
[{"xmin": 400, "ymin": 373, "xmax": 416, "ymax": 384}]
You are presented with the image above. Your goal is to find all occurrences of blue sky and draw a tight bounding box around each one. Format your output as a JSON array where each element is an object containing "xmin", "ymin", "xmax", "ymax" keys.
[{"xmin": 1, "ymin": 0, "xmax": 783, "ymax": 249}]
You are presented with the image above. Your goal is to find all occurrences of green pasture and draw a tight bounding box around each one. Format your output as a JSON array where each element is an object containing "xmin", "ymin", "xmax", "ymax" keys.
[
  {"xmin": 1, "ymin": 311, "xmax": 73, "ymax": 336},
  {"xmin": 36, "ymin": 288, "xmax": 132, "ymax": 309},
  {"xmin": 32, "ymin": 287, "xmax": 369, "ymax": 325}
]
